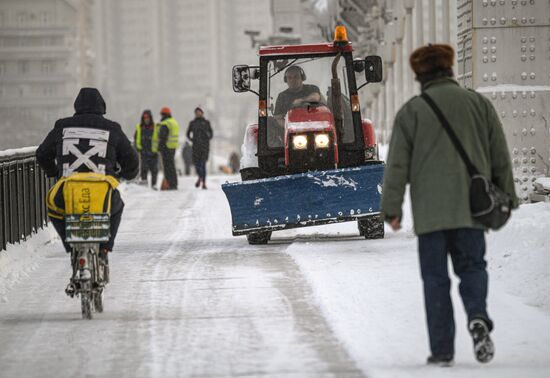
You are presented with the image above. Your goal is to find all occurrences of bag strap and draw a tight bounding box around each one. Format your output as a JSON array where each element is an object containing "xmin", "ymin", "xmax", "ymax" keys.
[{"xmin": 420, "ymin": 92, "xmax": 479, "ymax": 176}]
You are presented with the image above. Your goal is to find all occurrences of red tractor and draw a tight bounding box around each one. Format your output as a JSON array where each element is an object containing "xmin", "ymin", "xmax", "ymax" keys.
[{"xmin": 223, "ymin": 26, "xmax": 385, "ymax": 244}]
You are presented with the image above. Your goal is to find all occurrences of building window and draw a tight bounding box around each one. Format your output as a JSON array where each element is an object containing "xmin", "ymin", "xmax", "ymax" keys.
[
  {"xmin": 43, "ymin": 86, "xmax": 55, "ymax": 96},
  {"xmin": 17, "ymin": 12, "xmax": 28, "ymax": 26},
  {"xmin": 42, "ymin": 61, "xmax": 53, "ymax": 74},
  {"xmin": 18, "ymin": 61, "xmax": 29, "ymax": 74},
  {"xmin": 40, "ymin": 12, "xmax": 50, "ymax": 25}
]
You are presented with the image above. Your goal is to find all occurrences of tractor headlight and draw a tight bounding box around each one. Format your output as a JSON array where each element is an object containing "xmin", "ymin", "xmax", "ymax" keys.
[
  {"xmin": 292, "ymin": 135, "xmax": 308, "ymax": 150},
  {"xmin": 314, "ymin": 133, "xmax": 330, "ymax": 148}
]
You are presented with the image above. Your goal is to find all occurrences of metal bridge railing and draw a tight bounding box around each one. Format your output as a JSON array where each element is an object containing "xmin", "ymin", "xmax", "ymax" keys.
[{"xmin": 0, "ymin": 147, "xmax": 55, "ymax": 252}]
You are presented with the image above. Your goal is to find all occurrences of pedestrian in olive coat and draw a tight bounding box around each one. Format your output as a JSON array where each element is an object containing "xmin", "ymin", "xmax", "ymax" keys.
[
  {"xmin": 381, "ymin": 44, "xmax": 518, "ymax": 366},
  {"xmin": 186, "ymin": 107, "xmax": 213, "ymax": 189}
]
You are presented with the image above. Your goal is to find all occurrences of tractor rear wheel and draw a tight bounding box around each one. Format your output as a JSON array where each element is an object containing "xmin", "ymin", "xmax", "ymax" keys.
[
  {"xmin": 246, "ymin": 231, "xmax": 272, "ymax": 245},
  {"xmin": 358, "ymin": 215, "xmax": 384, "ymax": 239}
]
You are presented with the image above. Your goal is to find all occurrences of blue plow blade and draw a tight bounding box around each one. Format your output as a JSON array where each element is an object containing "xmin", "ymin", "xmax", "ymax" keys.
[{"xmin": 221, "ymin": 163, "xmax": 384, "ymax": 235}]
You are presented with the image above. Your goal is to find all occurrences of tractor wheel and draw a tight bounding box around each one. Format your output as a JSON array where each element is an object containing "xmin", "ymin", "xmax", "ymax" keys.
[
  {"xmin": 246, "ymin": 231, "xmax": 272, "ymax": 245},
  {"xmin": 358, "ymin": 215, "xmax": 384, "ymax": 239}
]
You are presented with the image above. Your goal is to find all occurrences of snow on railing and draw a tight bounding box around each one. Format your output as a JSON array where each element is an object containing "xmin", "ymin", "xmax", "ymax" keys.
[{"xmin": 0, "ymin": 146, "xmax": 55, "ymax": 252}]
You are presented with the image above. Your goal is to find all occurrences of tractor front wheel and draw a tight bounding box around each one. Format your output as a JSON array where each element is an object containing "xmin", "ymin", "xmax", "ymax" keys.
[
  {"xmin": 246, "ymin": 231, "xmax": 272, "ymax": 245},
  {"xmin": 358, "ymin": 215, "xmax": 384, "ymax": 239}
]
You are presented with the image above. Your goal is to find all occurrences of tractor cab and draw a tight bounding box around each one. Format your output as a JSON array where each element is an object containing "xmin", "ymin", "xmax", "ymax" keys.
[
  {"xmin": 225, "ymin": 26, "xmax": 386, "ymax": 244},
  {"xmin": 233, "ymin": 26, "xmax": 383, "ymax": 179}
]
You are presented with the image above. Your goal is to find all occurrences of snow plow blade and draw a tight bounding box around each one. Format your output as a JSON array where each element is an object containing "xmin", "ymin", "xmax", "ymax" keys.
[{"xmin": 222, "ymin": 163, "xmax": 384, "ymax": 236}]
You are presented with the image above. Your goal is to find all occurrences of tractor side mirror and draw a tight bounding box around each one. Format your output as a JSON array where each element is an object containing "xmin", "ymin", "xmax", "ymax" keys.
[
  {"xmin": 232, "ymin": 65, "xmax": 252, "ymax": 93},
  {"xmin": 364, "ymin": 56, "xmax": 383, "ymax": 83}
]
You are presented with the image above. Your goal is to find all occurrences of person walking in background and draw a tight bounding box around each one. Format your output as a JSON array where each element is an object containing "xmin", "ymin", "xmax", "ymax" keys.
[
  {"xmin": 381, "ymin": 44, "xmax": 518, "ymax": 367},
  {"xmin": 158, "ymin": 106, "xmax": 180, "ymax": 190},
  {"xmin": 186, "ymin": 107, "xmax": 213, "ymax": 189},
  {"xmin": 134, "ymin": 110, "xmax": 159, "ymax": 189},
  {"xmin": 182, "ymin": 141, "xmax": 193, "ymax": 176},
  {"xmin": 229, "ymin": 151, "xmax": 240, "ymax": 174}
]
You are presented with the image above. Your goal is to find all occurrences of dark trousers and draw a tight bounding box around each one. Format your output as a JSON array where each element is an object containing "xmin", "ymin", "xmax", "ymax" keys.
[
  {"xmin": 140, "ymin": 153, "xmax": 159, "ymax": 186},
  {"xmin": 161, "ymin": 149, "xmax": 178, "ymax": 189},
  {"xmin": 418, "ymin": 228, "xmax": 493, "ymax": 357},
  {"xmin": 51, "ymin": 190, "xmax": 124, "ymax": 252},
  {"xmin": 183, "ymin": 163, "xmax": 191, "ymax": 176},
  {"xmin": 195, "ymin": 161, "xmax": 207, "ymax": 181}
]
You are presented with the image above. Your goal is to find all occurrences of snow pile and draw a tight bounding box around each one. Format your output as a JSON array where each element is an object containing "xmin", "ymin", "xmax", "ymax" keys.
[
  {"xmin": 0, "ymin": 146, "xmax": 37, "ymax": 160},
  {"xmin": 0, "ymin": 227, "xmax": 58, "ymax": 303},
  {"xmin": 534, "ymin": 177, "xmax": 550, "ymax": 192},
  {"xmin": 487, "ymin": 202, "xmax": 550, "ymax": 314}
]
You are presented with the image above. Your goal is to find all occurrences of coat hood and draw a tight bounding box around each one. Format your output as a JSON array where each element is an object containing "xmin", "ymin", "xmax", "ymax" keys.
[{"xmin": 74, "ymin": 88, "xmax": 106, "ymax": 115}]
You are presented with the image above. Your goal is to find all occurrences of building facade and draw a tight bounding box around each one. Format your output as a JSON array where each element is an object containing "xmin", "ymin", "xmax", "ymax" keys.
[
  {"xmin": 329, "ymin": 0, "xmax": 550, "ymax": 201},
  {"xmin": 0, "ymin": 0, "xmax": 96, "ymax": 150}
]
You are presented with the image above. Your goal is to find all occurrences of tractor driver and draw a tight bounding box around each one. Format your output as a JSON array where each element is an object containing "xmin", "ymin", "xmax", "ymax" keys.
[{"xmin": 274, "ymin": 65, "xmax": 322, "ymax": 121}]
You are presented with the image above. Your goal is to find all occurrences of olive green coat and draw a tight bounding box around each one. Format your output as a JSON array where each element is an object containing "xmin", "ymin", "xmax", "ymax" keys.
[{"xmin": 381, "ymin": 77, "xmax": 518, "ymax": 235}]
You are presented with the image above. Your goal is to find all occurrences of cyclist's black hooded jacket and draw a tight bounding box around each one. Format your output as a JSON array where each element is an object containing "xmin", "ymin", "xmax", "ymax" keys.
[{"xmin": 36, "ymin": 88, "xmax": 138, "ymax": 180}]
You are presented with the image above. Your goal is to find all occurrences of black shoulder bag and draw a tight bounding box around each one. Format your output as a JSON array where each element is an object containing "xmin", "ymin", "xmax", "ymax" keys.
[{"xmin": 421, "ymin": 93, "xmax": 512, "ymax": 230}]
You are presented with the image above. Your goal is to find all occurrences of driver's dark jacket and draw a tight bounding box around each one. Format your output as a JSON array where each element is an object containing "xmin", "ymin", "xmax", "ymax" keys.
[
  {"xmin": 274, "ymin": 84, "xmax": 321, "ymax": 116},
  {"xmin": 36, "ymin": 88, "xmax": 139, "ymax": 181}
]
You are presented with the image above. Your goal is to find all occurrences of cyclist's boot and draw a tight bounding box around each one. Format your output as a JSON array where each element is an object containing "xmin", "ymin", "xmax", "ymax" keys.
[{"xmin": 99, "ymin": 248, "xmax": 110, "ymax": 284}]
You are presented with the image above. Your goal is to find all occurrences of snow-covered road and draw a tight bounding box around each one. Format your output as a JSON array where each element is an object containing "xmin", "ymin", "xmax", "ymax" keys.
[
  {"xmin": 0, "ymin": 177, "xmax": 363, "ymax": 378},
  {"xmin": 1, "ymin": 176, "xmax": 549, "ymax": 378}
]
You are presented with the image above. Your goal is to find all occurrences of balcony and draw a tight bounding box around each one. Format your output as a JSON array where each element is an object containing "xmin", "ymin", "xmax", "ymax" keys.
[
  {"xmin": 0, "ymin": 73, "xmax": 74, "ymax": 84},
  {"xmin": 0, "ymin": 25, "xmax": 73, "ymax": 37},
  {"xmin": 0, "ymin": 95, "xmax": 73, "ymax": 108},
  {"xmin": 0, "ymin": 45, "xmax": 72, "ymax": 59}
]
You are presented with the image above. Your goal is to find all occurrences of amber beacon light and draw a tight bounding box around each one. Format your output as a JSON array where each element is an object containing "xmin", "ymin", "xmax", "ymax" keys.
[{"xmin": 333, "ymin": 25, "xmax": 349, "ymax": 47}]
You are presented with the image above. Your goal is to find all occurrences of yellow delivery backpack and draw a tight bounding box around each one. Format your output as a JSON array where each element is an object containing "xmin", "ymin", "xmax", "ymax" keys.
[{"xmin": 46, "ymin": 173, "xmax": 119, "ymax": 243}]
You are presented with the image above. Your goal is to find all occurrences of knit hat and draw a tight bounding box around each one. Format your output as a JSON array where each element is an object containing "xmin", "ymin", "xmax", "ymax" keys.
[
  {"xmin": 410, "ymin": 44, "xmax": 454, "ymax": 76},
  {"xmin": 194, "ymin": 107, "xmax": 203, "ymax": 114}
]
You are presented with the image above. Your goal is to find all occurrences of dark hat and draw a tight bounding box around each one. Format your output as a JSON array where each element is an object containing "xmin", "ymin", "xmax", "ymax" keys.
[
  {"xmin": 194, "ymin": 107, "xmax": 203, "ymax": 113},
  {"xmin": 410, "ymin": 44, "xmax": 454, "ymax": 76}
]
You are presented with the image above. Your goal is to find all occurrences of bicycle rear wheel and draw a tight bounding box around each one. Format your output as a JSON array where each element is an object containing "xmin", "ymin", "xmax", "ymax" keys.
[{"xmin": 80, "ymin": 282, "xmax": 93, "ymax": 320}]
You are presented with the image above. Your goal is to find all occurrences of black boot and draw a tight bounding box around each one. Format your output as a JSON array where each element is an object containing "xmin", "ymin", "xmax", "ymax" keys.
[
  {"xmin": 469, "ymin": 319, "xmax": 494, "ymax": 363},
  {"xmin": 427, "ymin": 355, "xmax": 454, "ymax": 367},
  {"xmin": 99, "ymin": 248, "xmax": 110, "ymax": 284}
]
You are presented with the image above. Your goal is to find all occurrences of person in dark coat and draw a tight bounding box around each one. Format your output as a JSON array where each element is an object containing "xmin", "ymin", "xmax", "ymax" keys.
[
  {"xmin": 186, "ymin": 107, "xmax": 213, "ymax": 189},
  {"xmin": 381, "ymin": 45, "xmax": 518, "ymax": 366},
  {"xmin": 134, "ymin": 110, "xmax": 159, "ymax": 188},
  {"xmin": 181, "ymin": 141, "xmax": 193, "ymax": 176},
  {"xmin": 36, "ymin": 87, "xmax": 139, "ymax": 254}
]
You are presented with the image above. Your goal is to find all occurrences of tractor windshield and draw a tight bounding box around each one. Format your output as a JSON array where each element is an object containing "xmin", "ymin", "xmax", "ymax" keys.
[{"xmin": 266, "ymin": 55, "xmax": 354, "ymax": 148}]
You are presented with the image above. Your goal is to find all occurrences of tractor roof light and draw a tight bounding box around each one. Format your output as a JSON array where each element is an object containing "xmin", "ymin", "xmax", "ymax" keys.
[{"xmin": 333, "ymin": 25, "xmax": 349, "ymax": 47}]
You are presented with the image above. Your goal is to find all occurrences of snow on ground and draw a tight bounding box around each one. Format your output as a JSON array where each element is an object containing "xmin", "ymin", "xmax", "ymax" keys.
[
  {"xmin": 487, "ymin": 202, "xmax": 550, "ymax": 314},
  {"xmin": 285, "ymin": 194, "xmax": 550, "ymax": 377},
  {"xmin": 0, "ymin": 174, "xmax": 549, "ymax": 377},
  {"xmin": 0, "ymin": 227, "xmax": 58, "ymax": 303}
]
